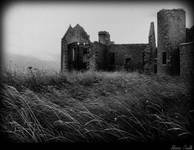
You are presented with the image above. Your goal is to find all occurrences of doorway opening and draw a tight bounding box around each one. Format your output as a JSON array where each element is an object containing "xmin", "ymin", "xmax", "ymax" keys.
[
  {"xmin": 108, "ymin": 52, "xmax": 115, "ymax": 71},
  {"xmin": 124, "ymin": 57, "xmax": 133, "ymax": 72}
]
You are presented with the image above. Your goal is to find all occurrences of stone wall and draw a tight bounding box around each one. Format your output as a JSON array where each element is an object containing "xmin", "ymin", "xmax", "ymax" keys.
[
  {"xmin": 91, "ymin": 42, "xmax": 107, "ymax": 70},
  {"xmin": 88, "ymin": 45, "xmax": 97, "ymax": 71},
  {"xmin": 179, "ymin": 42, "xmax": 194, "ymax": 80},
  {"xmin": 61, "ymin": 24, "xmax": 151, "ymax": 73},
  {"xmin": 98, "ymin": 31, "xmax": 111, "ymax": 45},
  {"xmin": 108, "ymin": 44, "xmax": 147, "ymax": 71},
  {"xmin": 143, "ymin": 45, "xmax": 152, "ymax": 74},
  {"xmin": 64, "ymin": 24, "xmax": 90, "ymax": 45},
  {"xmin": 144, "ymin": 22, "xmax": 157, "ymax": 74},
  {"xmin": 61, "ymin": 39, "xmax": 68, "ymax": 72},
  {"xmin": 157, "ymin": 9, "xmax": 186, "ymax": 75},
  {"xmin": 61, "ymin": 24, "xmax": 91, "ymax": 72}
]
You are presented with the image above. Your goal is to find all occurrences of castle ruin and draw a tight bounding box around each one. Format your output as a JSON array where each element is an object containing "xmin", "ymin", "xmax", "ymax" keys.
[{"xmin": 61, "ymin": 8, "xmax": 194, "ymax": 79}]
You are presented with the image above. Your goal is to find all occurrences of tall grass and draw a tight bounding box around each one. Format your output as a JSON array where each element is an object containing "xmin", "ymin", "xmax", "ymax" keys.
[{"xmin": 0, "ymin": 69, "xmax": 193, "ymax": 143}]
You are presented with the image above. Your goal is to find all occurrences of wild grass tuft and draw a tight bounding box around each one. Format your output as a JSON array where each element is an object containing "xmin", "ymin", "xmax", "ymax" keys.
[{"xmin": 0, "ymin": 69, "xmax": 193, "ymax": 143}]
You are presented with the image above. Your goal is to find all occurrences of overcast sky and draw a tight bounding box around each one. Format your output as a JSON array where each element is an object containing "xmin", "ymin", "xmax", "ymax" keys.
[{"xmin": 3, "ymin": 1, "xmax": 193, "ymax": 61}]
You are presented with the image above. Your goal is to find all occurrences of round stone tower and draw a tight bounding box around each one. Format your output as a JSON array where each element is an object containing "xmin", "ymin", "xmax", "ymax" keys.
[{"xmin": 157, "ymin": 9, "xmax": 186, "ymax": 75}]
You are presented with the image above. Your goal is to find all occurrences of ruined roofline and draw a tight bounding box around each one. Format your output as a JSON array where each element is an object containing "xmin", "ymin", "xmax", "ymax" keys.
[
  {"xmin": 62, "ymin": 24, "xmax": 87, "ymax": 33},
  {"xmin": 62, "ymin": 24, "xmax": 73, "ymax": 40},
  {"xmin": 92, "ymin": 41, "xmax": 148, "ymax": 46},
  {"xmin": 73, "ymin": 24, "xmax": 90, "ymax": 38},
  {"xmin": 111, "ymin": 43, "xmax": 148, "ymax": 46},
  {"xmin": 62, "ymin": 24, "xmax": 150, "ymax": 45},
  {"xmin": 98, "ymin": 31, "xmax": 110, "ymax": 35},
  {"xmin": 62, "ymin": 24, "xmax": 90, "ymax": 42},
  {"xmin": 73, "ymin": 24, "xmax": 83, "ymax": 30},
  {"xmin": 113, "ymin": 42, "xmax": 148, "ymax": 45},
  {"xmin": 149, "ymin": 22, "xmax": 155, "ymax": 37},
  {"xmin": 157, "ymin": 8, "xmax": 185, "ymax": 14},
  {"xmin": 179, "ymin": 41, "xmax": 194, "ymax": 46}
]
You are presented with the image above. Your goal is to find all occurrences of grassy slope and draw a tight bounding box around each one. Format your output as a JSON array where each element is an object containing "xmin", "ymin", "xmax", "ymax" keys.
[{"xmin": 0, "ymin": 70, "xmax": 193, "ymax": 143}]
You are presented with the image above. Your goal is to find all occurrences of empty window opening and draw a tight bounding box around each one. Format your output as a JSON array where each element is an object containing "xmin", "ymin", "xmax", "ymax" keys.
[
  {"xmin": 154, "ymin": 64, "xmax": 157, "ymax": 73},
  {"xmin": 107, "ymin": 52, "xmax": 115, "ymax": 71},
  {"xmin": 124, "ymin": 57, "xmax": 133, "ymax": 71},
  {"xmin": 72, "ymin": 48, "xmax": 75, "ymax": 61},
  {"xmin": 162, "ymin": 52, "xmax": 167, "ymax": 64},
  {"xmin": 125, "ymin": 58, "xmax": 131, "ymax": 64},
  {"xmin": 110, "ymin": 53, "xmax": 115, "ymax": 65}
]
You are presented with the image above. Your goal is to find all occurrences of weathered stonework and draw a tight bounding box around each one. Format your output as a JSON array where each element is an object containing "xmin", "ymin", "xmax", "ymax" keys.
[
  {"xmin": 144, "ymin": 22, "xmax": 157, "ymax": 74},
  {"xmin": 157, "ymin": 9, "xmax": 186, "ymax": 75},
  {"xmin": 186, "ymin": 26, "xmax": 194, "ymax": 42},
  {"xmin": 88, "ymin": 45, "xmax": 97, "ymax": 71},
  {"xmin": 143, "ymin": 44, "xmax": 152, "ymax": 74},
  {"xmin": 61, "ymin": 24, "xmax": 91, "ymax": 72},
  {"xmin": 61, "ymin": 24, "xmax": 148, "ymax": 73},
  {"xmin": 179, "ymin": 42, "xmax": 194, "ymax": 80},
  {"xmin": 63, "ymin": 24, "xmax": 90, "ymax": 44},
  {"xmin": 98, "ymin": 31, "xmax": 111, "ymax": 45},
  {"xmin": 91, "ymin": 42, "xmax": 107, "ymax": 70},
  {"xmin": 61, "ymin": 9, "xmax": 193, "ymax": 77},
  {"xmin": 108, "ymin": 44, "xmax": 147, "ymax": 72}
]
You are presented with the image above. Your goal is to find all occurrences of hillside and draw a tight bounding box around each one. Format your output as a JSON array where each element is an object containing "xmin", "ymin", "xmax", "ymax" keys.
[
  {"xmin": 4, "ymin": 53, "xmax": 60, "ymax": 72},
  {"xmin": 0, "ymin": 71, "xmax": 193, "ymax": 144}
]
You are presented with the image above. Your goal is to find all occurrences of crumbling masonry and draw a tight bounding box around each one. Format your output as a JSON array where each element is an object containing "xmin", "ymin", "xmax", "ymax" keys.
[{"xmin": 61, "ymin": 9, "xmax": 194, "ymax": 78}]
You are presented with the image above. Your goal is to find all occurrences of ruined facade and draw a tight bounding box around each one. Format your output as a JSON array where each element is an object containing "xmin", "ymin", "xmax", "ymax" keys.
[
  {"xmin": 61, "ymin": 24, "xmax": 153, "ymax": 73},
  {"xmin": 61, "ymin": 8, "xmax": 193, "ymax": 78},
  {"xmin": 61, "ymin": 24, "xmax": 91, "ymax": 72}
]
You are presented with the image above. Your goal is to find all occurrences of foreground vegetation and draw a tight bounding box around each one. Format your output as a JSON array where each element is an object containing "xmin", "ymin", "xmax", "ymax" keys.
[{"xmin": 0, "ymin": 69, "xmax": 193, "ymax": 143}]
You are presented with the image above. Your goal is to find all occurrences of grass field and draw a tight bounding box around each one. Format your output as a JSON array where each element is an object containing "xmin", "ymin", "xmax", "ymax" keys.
[{"xmin": 0, "ymin": 69, "xmax": 193, "ymax": 143}]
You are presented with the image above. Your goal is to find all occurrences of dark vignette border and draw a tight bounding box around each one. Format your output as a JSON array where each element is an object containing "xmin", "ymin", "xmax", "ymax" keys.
[{"xmin": 0, "ymin": 0, "xmax": 193, "ymax": 149}]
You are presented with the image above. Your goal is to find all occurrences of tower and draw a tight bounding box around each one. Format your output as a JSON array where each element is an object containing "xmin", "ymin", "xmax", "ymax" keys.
[
  {"xmin": 98, "ymin": 31, "xmax": 111, "ymax": 45},
  {"xmin": 157, "ymin": 9, "xmax": 186, "ymax": 75}
]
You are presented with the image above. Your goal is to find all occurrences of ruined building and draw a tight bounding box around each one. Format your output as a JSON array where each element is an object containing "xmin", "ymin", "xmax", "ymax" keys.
[
  {"xmin": 61, "ymin": 9, "xmax": 194, "ymax": 79},
  {"xmin": 61, "ymin": 23, "xmax": 154, "ymax": 73}
]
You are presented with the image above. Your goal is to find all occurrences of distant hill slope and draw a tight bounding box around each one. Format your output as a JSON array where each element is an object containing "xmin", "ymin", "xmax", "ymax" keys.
[{"xmin": 4, "ymin": 53, "xmax": 60, "ymax": 72}]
